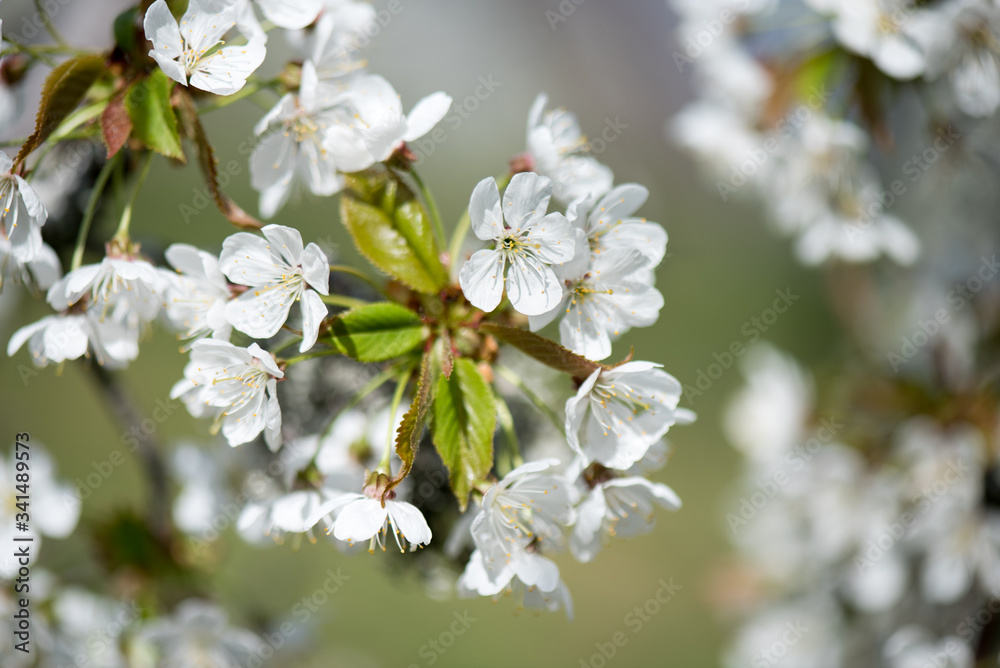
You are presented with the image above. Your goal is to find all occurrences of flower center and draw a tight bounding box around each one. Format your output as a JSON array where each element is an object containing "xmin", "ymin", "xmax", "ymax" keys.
[
  {"xmin": 183, "ymin": 38, "xmax": 224, "ymax": 74},
  {"xmin": 289, "ymin": 114, "xmax": 322, "ymax": 143}
]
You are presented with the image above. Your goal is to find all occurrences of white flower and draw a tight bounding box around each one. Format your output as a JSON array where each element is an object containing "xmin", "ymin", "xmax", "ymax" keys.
[
  {"xmin": 794, "ymin": 193, "xmax": 921, "ymax": 266},
  {"xmin": 331, "ymin": 489, "xmax": 432, "ymax": 552},
  {"xmin": 571, "ymin": 475, "xmax": 681, "ymax": 562},
  {"xmin": 819, "ymin": 0, "xmax": 926, "ymax": 79},
  {"xmin": 7, "ymin": 312, "xmax": 138, "ymax": 369},
  {"xmin": 565, "ymin": 362, "xmax": 683, "ymax": 469},
  {"xmin": 52, "ymin": 254, "xmax": 166, "ymax": 320},
  {"xmin": 7, "ymin": 310, "xmax": 142, "ymax": 368},
  {"xmin": 162, "ymin": 243, "xmax": 232, "ymax": 342},
  {"xmin": 670, "ymin": 102, "xmax": 765, "ymax": 183},
  {"xmin": 0, "ymin": 237, "xmax": 61, "ymax": 291},
  {"xmin": 219, "ymin": 224, "xmax": 330, "ymax": 352},
  {"xmin": 10, "ymin": 253, "xmax": 166, "ymax": 368},
  {"xmin": 344, "ymin": 73, "xmax": 452, "ymax": 163},
  {"xmin": 49, "ymin": 589, "xmax": 133, "ymax": 668},
  {"xmin": 237, "ymin": 0, "xmax": 322, "ymax": 32},
  {"xmin": 458, "ymin": 547, "xmax": 566, "ymax": 608},
  {"xmin": 238, "ymin": 486, "xmax": 342, "ymax": 539},
  {"xmin": 526, "ymin": 93, "xmax": 614, "ymax": 202},
  {"xmin": 303, "ymin": 3, "xmax": 377, "ymax": 79},
  {"xmin": 883, "ymin": 627, "xmax": 973, "ymax": 668},
  {"xmin": 466, "ymin": 459, "xmax": 575, "ymax": 593},
  {"xmin": 458, "ymin": 172, "xmax": 575, "ymax": 315},
  {"xmin": 171, "ymin": 339, "xmax": 284, "ymax": 449},
  {"xmin": 724, "ymin": 595, "xmax": 845, "ymax": 668},
  {"xmin": 766, "ymin": 115, "xmax": 921, "ymax": 265},
  {"xmin": 914, "ymin": 0, "xmax": 1000, "ymax": 117},
  {"xmin": 1, "ymin": 150, "xmax": 48, "ymax": 263},
  {"xmin": 724, "ymin": 344, "xmax": 813, "ymax": 464},
  {"xmin": 529, "ymin": 229, "xmax": 663, "ymax": 361},
  {"xmin": 138, "ymin": 600, "xmax": 262, "ymax": 668},
  {"xmin": 144, "ymin": 0, "xmax": 266, "ymax": 96},
  {"xmin": 249, "ymin": 61, "xmax": 370, "ymax": 218},
  {"xmin": 567, "ymin": 183, "xmax": 669, "ymax": 264}
]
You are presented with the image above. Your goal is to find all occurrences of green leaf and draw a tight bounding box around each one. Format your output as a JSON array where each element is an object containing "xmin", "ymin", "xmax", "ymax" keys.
[
  {"xmin": 15, "ymin": 53, "xmax": 105, "ymax": 166},
  {"xmin": 480, "ymin": 323, "xmax": 603, "ymax": 379},
  {"xmin": 340, "ymin": 173, "xmax": 448, "ymax": 294},
  {"xmin": 432, "ymin": 357, "xmax": 496, "ymax": 510},
  {"xmin": 125, "ymin": 70, "xmax": 184, "ymax": 160},
  {"xmin": 395, "ymin": 199, "xmax": 447, "ymax": 284},
  {"xmin": 326, "ymin": 302, "xmax": 428, "ymax": 362},
  {"xmin": 384, "ymin": 352, "xmax": 434, "ymax": 502}
]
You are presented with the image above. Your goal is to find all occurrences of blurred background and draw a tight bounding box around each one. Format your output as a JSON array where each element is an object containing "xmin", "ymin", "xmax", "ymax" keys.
[{"xmin": 0, "ymin": 1, "xmax": 847, "ymax": 666}]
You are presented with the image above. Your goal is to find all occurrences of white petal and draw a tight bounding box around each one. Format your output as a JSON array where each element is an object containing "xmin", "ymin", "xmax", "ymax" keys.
[
  {"xmin": 523, "ymin": 212, "xmax": 575, "ymax": 264},
  {"xmin": 505, "ymin": 255, "xmax": 563, "ymax": 316},
  {"xmin": 220, "ymin": 232, "xmax": 287, "ymax": 285},
  {"xmin": 189, "ymin": 38, "xmax": 266, "ymax": 96},
  {"xmin": 261, "ymin": 223, "xmax": 304, "ymax": 266},
  {"xmin": 225, "ymin": 283, "xmax": 298, "ymax": 338},
  {"xmin": 300, "ymin": 243, "xmax": 330, "ymax": 294},
  {"xmin": 298, "ymin": 289, "xmax": 327, "ymax": 352},
  {"xmin": 403, "ymin": 92, "xmax": 452, "ymax": 142},
  {"xmin": 254, "ymin": 0, "xmax": 321, "ymax": 29},
  {"xmin": 468, "ymin": 177, "xmax": 503, "ymax": 241},
  {"xmin": 144, "ymin": 0, "xmax": 185, "ymax": 80},
  {"xmin": 459, "ymin": 249, "xmax": 505, "ymax": 312},
  {"xmin": 387, "ymin": 501, "xmax": 432, "ymax": 547},
  {"xmin": 503, "ymin": 172, "xmax": 552, "ymax": 232},
  {"xmin": 333, "ymin": 498, "xmax": 387, "ymax": 542}
]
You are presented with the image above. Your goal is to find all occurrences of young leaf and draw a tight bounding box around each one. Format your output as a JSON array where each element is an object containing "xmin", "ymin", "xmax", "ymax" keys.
[
  {"xmin": 101, "ymin": 94, "xmax": 132, "ymax": 158},
  {"xmin": 341, "ymin": 195, "xmax": 448, "ymax": 294},
  {"xmin": 480, "ymin": 323, "xmax": 602, "ymax": 379},
  {"xmin": 395, "ymin": 200, "xmax": 447, "ymax": 285},
  {"xmin": 340, "ymin": 170, "xmax": 448, "ymax": 294},
  {"xmin": 326, "ymin": 302, "xmax": 428, "ymax": 362},
  {"xmin": 14, "ymin": 53, "xmax": 105, "ymax": 166},
  {"xmin": 384, "ymin": 352, "xmax": 434, "ymax": 502},
  {"xmin": 432, "ymin": 357, "xmax": 496, "ymax": 510},
  {"xmin": 125, "ymin": 70, "xmax": 183, "ymax": 160}
]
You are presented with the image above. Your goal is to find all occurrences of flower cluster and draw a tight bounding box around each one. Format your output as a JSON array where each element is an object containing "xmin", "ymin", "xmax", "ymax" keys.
[
  {"xmin": 665, "ymin": 0, "xmax": 998, "ymax": 265},
  {"xmin": 1, "ymin": 0, "xmax": 693, "ymax": 638}
]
